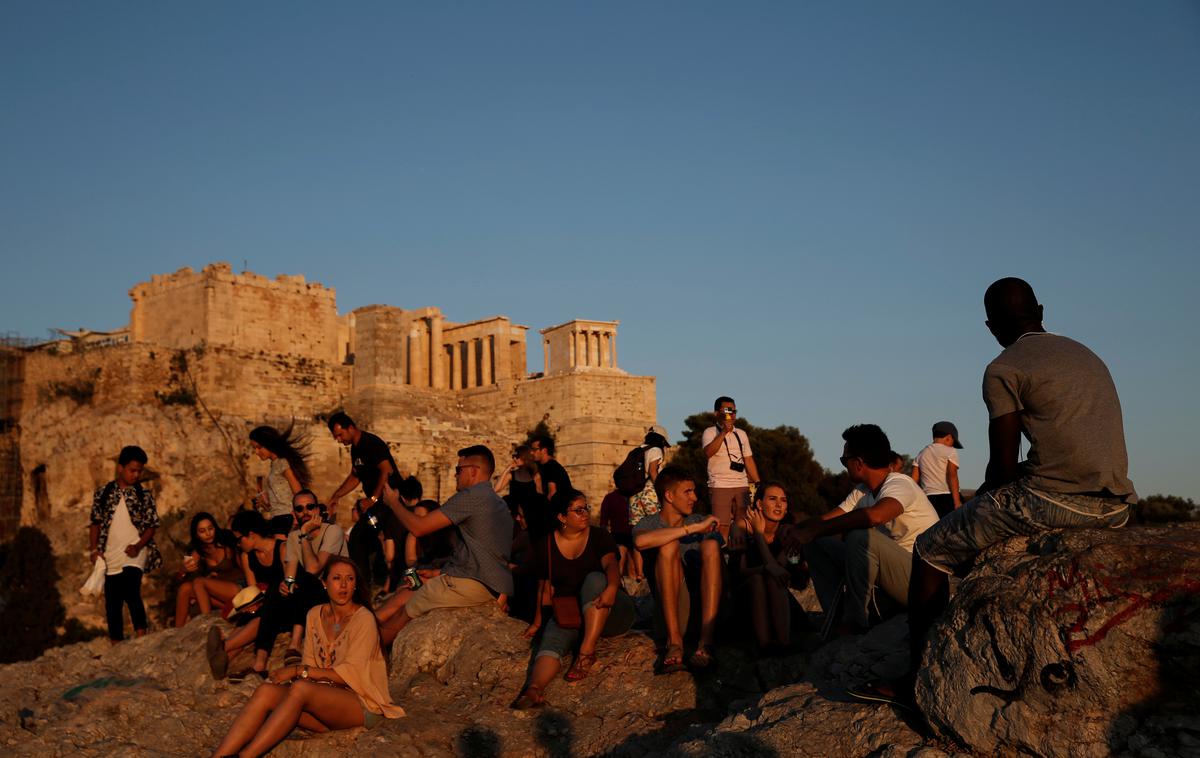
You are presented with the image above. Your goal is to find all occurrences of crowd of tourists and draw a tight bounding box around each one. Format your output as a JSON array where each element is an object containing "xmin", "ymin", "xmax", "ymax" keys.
[{"xmin": 86, "ymin": 277, "xmax": 1137, "ymax": 754}]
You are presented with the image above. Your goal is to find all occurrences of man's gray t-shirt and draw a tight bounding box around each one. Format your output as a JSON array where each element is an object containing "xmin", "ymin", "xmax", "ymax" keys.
[
  {"xmin": 983, "ymin": 332, "xmax": 1136, "ymax": 499},
  {"xmin": 632, "ymin": 512, "xmax": 720, "ymax": 561},
  {"xmin": 439, "ymin": 482, "xmax": 514, "ymax": 596}
]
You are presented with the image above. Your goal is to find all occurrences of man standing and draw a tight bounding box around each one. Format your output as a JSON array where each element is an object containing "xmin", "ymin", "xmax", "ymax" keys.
[
  {"xmin": 377, "ymin": 445, "xmax": 513, "ymax": 644},
  {"xmin": 788, "ymin": 425, "xmax": 938, "ymax": 633},
  {"xmin": 326, "ymin": 412, "xmax": 400, "ymax": 518},
  {"xmin": 911, "ymin": 421, "xmax": 963, "ymax": 518},
  {"xmin": 633, "ymin": 465, "xmax": 723, "ymax": 672},
  {"xmin": 530, "ymin": 434, "xmax": 572, "ymax": 501},
  {"xmin": 852, "ymin": 277, "xmax": 1137, "ymax": 706},
  {"xmin": 89, "ymin": 445, "xmax": 162, "ymax": 642},
  {"xmin": 701, "ymin": 396, "xmax": 760, "ymax": 538}
]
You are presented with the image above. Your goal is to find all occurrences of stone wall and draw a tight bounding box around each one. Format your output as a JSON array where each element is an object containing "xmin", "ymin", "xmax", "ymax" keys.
[
  {"xmin": 129, "ymin": 263, "xmax": 340, "ymax": 363},
  {"xmin": 4, "ymin": 264, "xmax": 659, "ymax": 562}
]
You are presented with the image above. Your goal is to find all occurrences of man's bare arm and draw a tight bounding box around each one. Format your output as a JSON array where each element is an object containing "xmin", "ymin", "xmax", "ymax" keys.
[{"xmin": 981, "ymin": 412, "xmax": 1022, "ymax": 494}]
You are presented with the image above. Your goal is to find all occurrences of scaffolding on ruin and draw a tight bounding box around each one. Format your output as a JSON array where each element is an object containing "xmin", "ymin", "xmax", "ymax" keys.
[{"xmin": 0, "ymin": 333, "xmax": 35, "ymax": 541}]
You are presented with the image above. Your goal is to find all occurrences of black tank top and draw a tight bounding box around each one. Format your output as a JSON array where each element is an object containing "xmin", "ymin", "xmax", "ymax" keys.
[{"xmin": 247, "ymin": 539, "xmax": 284, "ymax": 587}]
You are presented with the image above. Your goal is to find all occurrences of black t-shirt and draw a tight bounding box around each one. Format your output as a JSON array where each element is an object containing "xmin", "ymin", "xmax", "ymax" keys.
[
  {"xmin": 528, "ymin": 526, "xmax": 618, "ymax": 597},
  {"xmin": 351, "ymin": 432, "xmax": 400, "ymax": 496},
  {"xmin": 538, "ymin": 459, "xmax": 572, "ymax": 497}
]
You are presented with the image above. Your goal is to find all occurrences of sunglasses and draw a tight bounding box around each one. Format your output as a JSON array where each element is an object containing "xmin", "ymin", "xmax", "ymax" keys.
[
  {"xmin": 293, "ymin": 503, "xmax": 322, "ymax": 512},
  {"xmin": 839, "ymin": 455, "xmax": 860, "ymax": 468},
  {"xmin": 566, "ymin": 505, "xmax": 591, "ymax": 515},
  {"xmin": 455, "ymin": 464, "xmax": 480, "ymax": 475}
]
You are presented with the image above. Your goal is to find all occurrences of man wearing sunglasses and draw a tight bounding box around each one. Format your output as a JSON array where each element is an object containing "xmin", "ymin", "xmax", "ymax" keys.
[
  {"xmin": 376, "ymin": 445, "xmax": 514, "ymax": 644},
  {"xmin": 784, "ymin": 424, "xmax": 938, "ymax": 636}
]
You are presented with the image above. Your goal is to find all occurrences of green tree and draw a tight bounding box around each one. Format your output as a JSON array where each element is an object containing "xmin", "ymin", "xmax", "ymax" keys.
[
  {"xmin": 0, "ymin": 527, "xmax": 66, "ymax": 662},
  {"xmin": 672, "ymin": 412, "xmax": 842, "ymax": 520},
  {"xmin": 1135, "ymin": 494, "xmax": 1200, "ymax": 524}
]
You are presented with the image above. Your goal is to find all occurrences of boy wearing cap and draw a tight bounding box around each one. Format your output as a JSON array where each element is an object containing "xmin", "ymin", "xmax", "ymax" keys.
[{"xmin": 911, "ymin": 422, "xmax": 963, "ymax": 518}]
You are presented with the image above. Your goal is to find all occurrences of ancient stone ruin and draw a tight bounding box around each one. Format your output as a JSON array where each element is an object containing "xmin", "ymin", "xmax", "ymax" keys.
[{"xmin": 0, "ymin": 261, "xmax": 655, "ymax": 557}]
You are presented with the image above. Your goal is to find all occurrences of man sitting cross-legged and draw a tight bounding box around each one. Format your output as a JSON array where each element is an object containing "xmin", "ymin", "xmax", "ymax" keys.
[
  {"xmin": 785, "ymin": 425, "xmax": 938, "ymax": 635},
  {"xmin": 633, "ymin": 465, "xmax": 723, "ymax": 672},
  {"xmin": 375, "ymin": 445, "xmax": 513, "ymax": 646}
]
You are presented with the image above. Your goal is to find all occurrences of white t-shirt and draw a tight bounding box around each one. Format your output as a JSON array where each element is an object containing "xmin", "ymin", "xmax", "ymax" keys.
[
  {"xmin": 104, "ymin": 495, "xmax": 147, "ymax": 575},
  {"xmin": 700, "ymin": 427, "xmax": 753, "ymax": 488},
  {"xmin": 836, "ymin": 484, "xmax": 870, "ymax": 512},
  {"xmin": 836, "ymin": 472, "xmax": 938, "ymax": 552},
  {"xmin": 914, "ymin": 443, "xmax": 959, "ymax": 496}
]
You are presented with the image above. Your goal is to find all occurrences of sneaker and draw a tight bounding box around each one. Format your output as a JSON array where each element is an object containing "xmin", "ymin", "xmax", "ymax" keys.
[{"xmin": 227, "ymin": 667, "xmax": 266, "ymax": 684}]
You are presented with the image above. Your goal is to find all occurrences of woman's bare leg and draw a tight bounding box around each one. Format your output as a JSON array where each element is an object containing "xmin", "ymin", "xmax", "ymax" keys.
[
  {"xmin": 210, "ymin": 682, "xmax": 289, "ymax": 757},
  {"xmin": 239, "ymin": 680, "xmax": 365, "ymax": 758},
  {"xmin": 225, "ymin": 619, "xmax": 259, "ymax": 655},
  {"xmin": 195, "ymin": 578, "xmax": 241, "ymax": 615},
  {"xmin": 175, "ymin": 582, "xmax": 196, "ymax": 628}
]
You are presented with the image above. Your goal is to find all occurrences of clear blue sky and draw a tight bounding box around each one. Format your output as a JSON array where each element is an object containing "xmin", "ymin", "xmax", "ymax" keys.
[{"xmin": 3, "ymin": 2, "xmax": 1198, "ymax": 500}]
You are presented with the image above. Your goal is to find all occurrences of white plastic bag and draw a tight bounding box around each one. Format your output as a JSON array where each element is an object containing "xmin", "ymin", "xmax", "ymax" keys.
[{"xmin": 80, "ymin": 557, "xmax": 106, "ymax": 596}]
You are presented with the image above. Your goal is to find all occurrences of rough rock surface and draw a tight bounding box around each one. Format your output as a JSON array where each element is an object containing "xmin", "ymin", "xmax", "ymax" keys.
[
  {"xmin": 0, "ymin": 596, "xmax": 932, "ymax": 757},
  {"xmin": 7, "ymin": 527, "xmax": 1191, "ymax": 756},
  {"xmin": 918, "ymin": 524, "xmax": 1200, "ymax": 757}
]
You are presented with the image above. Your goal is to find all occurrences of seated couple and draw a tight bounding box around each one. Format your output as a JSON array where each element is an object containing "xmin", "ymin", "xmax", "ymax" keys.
[{"xmin": 208, "ymin": 492, "xmax": 348, "ymax": 682}]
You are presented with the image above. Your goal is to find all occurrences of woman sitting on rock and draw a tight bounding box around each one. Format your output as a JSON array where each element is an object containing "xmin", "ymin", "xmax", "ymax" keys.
[
  {"xmin": 728, "ymin": 481, "xmax": 808, "ymax": 654},
  {"xmin": 175, "ymin": 512, "xmax": 243, "ymax": 627},
  {"xmin": 211, "ymin": 556, "xmax": 404, "ymax": 757},
  {"xmin": 512, "ymin": 489, "xmax": 635, "ymax": 709}
]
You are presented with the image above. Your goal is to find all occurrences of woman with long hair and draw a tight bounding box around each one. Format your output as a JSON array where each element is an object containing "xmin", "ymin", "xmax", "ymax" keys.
[
  {"xmin": 729, "ymin": 481, "xmax": 808, "ymax": 654},
  {"xmin": 211, "ymin": 556, "xmax": 404, "ymax": 757},
  {"xmin": 512, "ymin": 489, "xmax": 635, "ymax": 709},
  {"xmin": 174, "ymin": 512, "xmax": 242, "ymax": 627},
  {"xmin": 249, "ymin": 424, "xmax": 312, "ymax": 538}
]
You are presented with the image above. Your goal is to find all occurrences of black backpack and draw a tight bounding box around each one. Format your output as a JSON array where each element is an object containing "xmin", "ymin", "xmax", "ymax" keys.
[{"xmin": 613, "ymin": 445, "xmax": 648, "ymax": 497}]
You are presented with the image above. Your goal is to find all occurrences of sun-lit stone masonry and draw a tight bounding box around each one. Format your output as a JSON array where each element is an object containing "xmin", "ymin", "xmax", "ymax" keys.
[{"xmin": 0, "ymin": 263, "xmax": 656, "ymax": 549}]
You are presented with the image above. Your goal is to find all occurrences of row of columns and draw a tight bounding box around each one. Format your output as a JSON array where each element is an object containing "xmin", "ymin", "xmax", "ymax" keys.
[
  {"xmin": 447, "ymin": 335, "xmax": 495, "ymax": 390},
  {"xmin": 568, "ymin": 328, "xmax": 617, "ymax": 370}
]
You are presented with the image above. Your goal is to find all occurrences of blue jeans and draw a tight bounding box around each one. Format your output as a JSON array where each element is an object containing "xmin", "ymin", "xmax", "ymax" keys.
[
  {"xmin": 536, "ymin": 572, "xmax": 636, "ymax": 662},
  {"xmin": 915, "ymin": 480, "xmax": 1131, "ymax": 574}
]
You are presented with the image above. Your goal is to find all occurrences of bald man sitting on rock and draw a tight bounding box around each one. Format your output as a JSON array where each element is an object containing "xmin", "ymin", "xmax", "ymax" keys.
[{"xmin": 850, "ymin": 276, "xmax": 1138, "ymax": 708}]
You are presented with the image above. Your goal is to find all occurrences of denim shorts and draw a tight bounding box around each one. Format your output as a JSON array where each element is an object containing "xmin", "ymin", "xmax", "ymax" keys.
[{"xmin": 915, "ymin": 480, "xmax": 1131, "ymax": 575}]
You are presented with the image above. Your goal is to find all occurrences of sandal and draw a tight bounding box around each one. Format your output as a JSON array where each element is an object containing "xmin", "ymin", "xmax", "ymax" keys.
[
  {"xmin": 659, "ymin": 643, "xmax": 685, "ymax": 675},
  {"xmin": 283, "ymin": 648, "xmax": 303, "ymax": 666},
  {"xmin": 206, "ymin": 626, "xmax": 228, "ymax": 680},
  {"xmin": 688, "ymin": 646, "xmax": 715, "ymax": 670},
  {"xmin": 227, "ymin": 667, "xmax": 266, "ymax": 684},
  {"xmin": 564, "ymin": 653, "xmax": 597, "ymax": 682},
  {"xmin": 511, "ymin": 685, "xmax": 546, "ymax": 710}
]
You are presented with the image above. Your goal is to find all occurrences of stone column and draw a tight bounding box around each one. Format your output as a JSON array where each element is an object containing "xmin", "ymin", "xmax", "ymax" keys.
[
  {"xmin": 543, "ymin": 338, "xmax": 550, "ymax": 376},
  {"xmin": 610, "ymin": 332, "xmax": 617, "ymax": 368},
  {"xmin": 430, "ymin": 316, "xmax": 444, "ymax": 389},
  {"xmin": 466, "ymin": 338, "xmax": 478, "ymax": 388},
  {"xmin": 568, "ymin": 330, "xmax": 576, "ymax": 368},
  {"xmin": 450, "ymin": 342, "xmax": 462, "ymax": 390},
  {"xmin": 577, "ymin": 330, "xmax": 588, "ymax": 367},
  {"xmin": 406, "ymin": 329, "xmax": 420, "ymax": 386},
  {"xmin": 482, "ymin": 335, "xmax": 494, "ymax": 385},
  {"xmin": 601, "ymin": 331, "xmax": 611, "ymax": 368}
]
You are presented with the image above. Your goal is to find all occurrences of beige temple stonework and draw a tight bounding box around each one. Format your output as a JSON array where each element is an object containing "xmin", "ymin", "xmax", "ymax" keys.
[{"xmin": 0, "ymin": 263, "xmax": 656, "ymax": 551}]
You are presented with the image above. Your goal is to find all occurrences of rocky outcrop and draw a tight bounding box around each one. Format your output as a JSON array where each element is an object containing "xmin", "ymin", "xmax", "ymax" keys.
[
  {"xmin": 6, "ymin": 526, "xmax": 1193, "ymax": 757},
  {"xmin": 918, "ymin": 524, "xmax": 1200, "ymax": 757},
  {"xmin": 0, "ymin": 595, "xmax": 933, "ymax": 757}
]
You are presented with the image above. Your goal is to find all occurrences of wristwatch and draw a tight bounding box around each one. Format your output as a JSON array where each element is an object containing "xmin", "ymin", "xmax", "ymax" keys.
[{"xmin": 300, "ymin": 665, "xmax": 309, "ymax": 680}]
